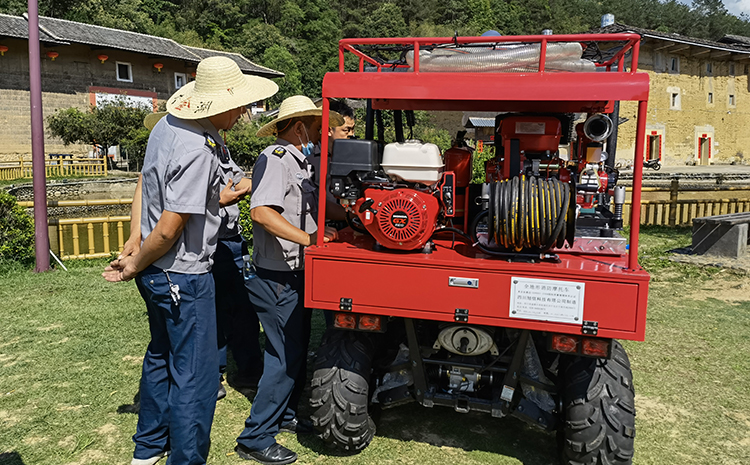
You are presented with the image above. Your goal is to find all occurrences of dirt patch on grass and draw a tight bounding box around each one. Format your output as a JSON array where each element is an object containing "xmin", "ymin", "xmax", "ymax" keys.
[
  {"xmin": 635, "ymin": 395, "xmax": 692, "ymax": 423},
  {"xmin": 63, "ymin": 449, "xmax": 108, "ymax": 465},
  {"xmin": 682, "ymin": 278, "xmax": 750, "ymax": 304},
  {"xmin": 23, "ymin": 435, "xmax": 48, "ymax": 445},
  {"xmin": 37, "ymin": 323, "xmax": 63, "ymax": 331},
  {"xmin": 0, "ymin": 410, "xmax": 20, "ymax": 428},
  {"xmin": 122, "ymin": 355, "xmax": 142, "ymax": 364},
  {"xmin": 95, "ymin": 423, "xmax": 119, "ymax": 448},
  {"xmin": 0, "ymin": 337, "xmax": 20, "ymax": 348}
]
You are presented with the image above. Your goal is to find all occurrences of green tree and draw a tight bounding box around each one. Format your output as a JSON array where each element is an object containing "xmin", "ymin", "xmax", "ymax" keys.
[
  {"xmin": 47, "ymin": 100, "xmax": 151, "ymax": 169},
  {"xmin": 361, "ymin": 3, "xmax": 409, "ymax": 38},
  {"xmin": 0, "ymin": 191, "xmax": 35, "ymax": 267},
  {"xmin": 224, "ymin": 116, "xmax": 276, "ymax": 168},
  {"xmin": 261, "ymin": 45, "xmax": 303, "ymax": 106}
]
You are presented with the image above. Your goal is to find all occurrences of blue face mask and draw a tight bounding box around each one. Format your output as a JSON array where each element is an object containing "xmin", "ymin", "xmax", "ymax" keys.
[{"xmin": 299, "ymin": 125, "xmax": 314, "ymax": 156}]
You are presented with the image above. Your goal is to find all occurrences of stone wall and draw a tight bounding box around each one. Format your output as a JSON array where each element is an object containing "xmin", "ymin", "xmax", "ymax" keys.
[
  {"xmin": 617, "ymin": 44, "xmax": 750, "ymax": 166},
  {"xmin": 0, "ymin": 38, "xmax": 194, "ymax": 160}
]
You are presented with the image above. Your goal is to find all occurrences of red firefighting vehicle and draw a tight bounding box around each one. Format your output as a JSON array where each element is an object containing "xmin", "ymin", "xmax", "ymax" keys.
[{"xmin": 306, "ymin": 33, "xmax": 649, "ymax": 465}]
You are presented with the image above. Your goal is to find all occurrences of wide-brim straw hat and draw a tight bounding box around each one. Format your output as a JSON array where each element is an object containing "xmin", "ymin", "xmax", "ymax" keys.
[
  {"xmin": 144, "ymin": 111, "xmax": 168, "ymax": 130},
  {"xmin": 256, "ymin": 95, "xmax": 344, "ymax": 138},
  {"xmin": 167, "ymin": 56, "xmax": 279, "ymax": 120}
]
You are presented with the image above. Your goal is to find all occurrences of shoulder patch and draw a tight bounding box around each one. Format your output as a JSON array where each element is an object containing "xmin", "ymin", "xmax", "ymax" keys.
[
  {"xmin": 272, "ymin": 147, "xmax": 286, "ymax": 158},
  {"xmin": 205, "ymin": 132, "xmax": 229, "ymax": 163}
]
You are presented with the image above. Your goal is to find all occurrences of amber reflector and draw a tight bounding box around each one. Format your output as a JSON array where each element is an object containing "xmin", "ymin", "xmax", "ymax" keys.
[{"xmin": 334, "ymin": 313, "xmax": 356, "ymax": 329}]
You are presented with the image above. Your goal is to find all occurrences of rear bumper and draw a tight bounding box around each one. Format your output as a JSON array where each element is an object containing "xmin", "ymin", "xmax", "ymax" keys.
[{"xmin": 305, "ymin": 233, "xmax": 649, "ymax": 341}]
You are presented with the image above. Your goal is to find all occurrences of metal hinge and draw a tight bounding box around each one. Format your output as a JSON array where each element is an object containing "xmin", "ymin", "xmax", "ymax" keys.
[
  {"xmin": 582, "ymin": 320, "xmax": 598, "ymax": 336},
  {"xmin": 454, "ymin": 308, "xmax": 469, "ymax": 322},
  {"xmin": 339, "ymin": 298, "xmax": 353, "ymax": 311}
]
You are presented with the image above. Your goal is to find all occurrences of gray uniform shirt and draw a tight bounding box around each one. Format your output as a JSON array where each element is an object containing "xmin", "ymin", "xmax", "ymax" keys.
[
  {"xmin": 140, "ymin": 114, "xmax": 222, "ymax": 273},
  {"xmin": 199, "ymin": 123, "xmax": 244, "ymax": 239},
  {"xmin": 251, "ymin": 139, "xmax": 319, "ymax": 271}
]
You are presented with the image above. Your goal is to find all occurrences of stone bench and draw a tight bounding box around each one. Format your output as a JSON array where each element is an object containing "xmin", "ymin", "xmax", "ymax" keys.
[{"xmin": 692, "ymin": 212, "xmax": 750, "ymax": 258}]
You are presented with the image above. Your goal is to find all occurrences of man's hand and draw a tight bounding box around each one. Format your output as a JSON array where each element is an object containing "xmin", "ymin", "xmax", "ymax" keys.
[
  {"xmin": 102, "ymin": 256, "xmax": 138, "ymax": 282},
  {"xmin": 308, "ymin": 226, "xmax": 338, "ymax": 245},
  {"xmin": 219, "ymin": 178, "xmax": 252, "ymax": 207},
  {"xmin": 118, "ymin": 236, "xmax": 141, "ymax": 261}
]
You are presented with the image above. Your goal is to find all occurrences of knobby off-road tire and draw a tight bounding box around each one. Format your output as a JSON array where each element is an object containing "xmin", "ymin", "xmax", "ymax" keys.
[
  {"xmin": 310, "ymin": 328, "xmax": 376, "ymax": 452},
  {"xmin": 561, "ymin": 340, "xmax": 636, "ymax": 465}
]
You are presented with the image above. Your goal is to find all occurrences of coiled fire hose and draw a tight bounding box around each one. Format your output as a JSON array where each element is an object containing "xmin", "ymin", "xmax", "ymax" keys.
[{"xmin": 487, "ymin": 175, "xmax": 571, "ymax": 252}]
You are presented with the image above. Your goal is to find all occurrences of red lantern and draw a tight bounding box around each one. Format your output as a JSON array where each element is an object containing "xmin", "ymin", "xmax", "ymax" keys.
[
  {"xmin": 153, "ymin": 63, "xmax": 164, "ymax": 72},
  {"xmin": 97, "ymin": 54, "xmax": 108, "ymax": 64},
  {"xmin": 0, "ymin": 45, "xmax": 8, "ymax": 56},
  {"xmin": 46, "ymin": 51, "xmax": 59, "ymax": 61},
  {"xmin": 190, "ymin": 71, "xmax": 196, "ymax": 78}
]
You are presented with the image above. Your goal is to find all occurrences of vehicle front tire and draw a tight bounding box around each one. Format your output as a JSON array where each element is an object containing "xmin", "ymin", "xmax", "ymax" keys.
[
  {"xmin": 560, "ymin": 340, "xmax": 636, "ymax": 465},
  {"xmin": 310, "ymin": 328, "xmax": 376, "ymax": 452}
]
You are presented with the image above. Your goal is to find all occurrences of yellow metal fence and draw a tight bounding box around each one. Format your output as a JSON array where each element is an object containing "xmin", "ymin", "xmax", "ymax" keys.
[
  {"xmin": 17, "ymin": 183, "xmax": 750, "ymax": 260},
  {"xmin": 0, "ymin": 156, "xmax": 107, "ymax": 180}
]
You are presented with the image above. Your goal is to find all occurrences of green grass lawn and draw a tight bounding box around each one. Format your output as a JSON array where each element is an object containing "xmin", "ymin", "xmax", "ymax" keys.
[{"xmin": 1, "ymin": 227, "xmax": 749, "ymax": 465}]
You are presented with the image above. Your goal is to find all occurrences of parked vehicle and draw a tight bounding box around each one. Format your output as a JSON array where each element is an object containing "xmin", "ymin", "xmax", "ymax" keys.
[
  {"xmin": 644, "ymin": 158, "xmax": 662, "ymax": 170},
  {"xmin": 307, "ymin": 33, "xmax": 650, "ymax": 465}
]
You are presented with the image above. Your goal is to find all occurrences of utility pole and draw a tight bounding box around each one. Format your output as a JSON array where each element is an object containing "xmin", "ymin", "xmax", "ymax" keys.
[{"xmin": 28, "ymin": 0, "xmax": 50, "ymax": 272}]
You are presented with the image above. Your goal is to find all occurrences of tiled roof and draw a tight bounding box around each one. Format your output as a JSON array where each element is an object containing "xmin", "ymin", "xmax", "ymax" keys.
[
  {"xmin": 589, "ymin": 23, "xmax": 750, "ymax": 56},
  {"xmin": 181, "ymin": 46, "xmax": 282, "ymax": 78},
  {"xmin": 0, "ymin": 13, "xmax": 283, "ymax": 78},
  {"xmin": 465, "ymin": 117, "xmax": 495, "ymax": 128},
  {"xmin": 719, "ymin": 34, "xmax": 750, "ymax": 47},
  {"xmin": 0, "ymin": 13, "xmax": 67, "ymax": 44}
]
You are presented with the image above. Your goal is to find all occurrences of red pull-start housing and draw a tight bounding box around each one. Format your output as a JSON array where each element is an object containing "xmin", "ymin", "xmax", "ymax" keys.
[{"xmin": 355, "ymin": 188, "xmax": 440, "ymax": 250}]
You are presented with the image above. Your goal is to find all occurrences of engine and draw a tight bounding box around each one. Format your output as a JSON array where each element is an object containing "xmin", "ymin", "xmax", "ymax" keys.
[
  {"xmin": 328, "ymin": 112, "xmax": 625, "ymax": 256},
  {"xmin": 330, "ymin": 139, "xmax": 450, "ymax": 251}
]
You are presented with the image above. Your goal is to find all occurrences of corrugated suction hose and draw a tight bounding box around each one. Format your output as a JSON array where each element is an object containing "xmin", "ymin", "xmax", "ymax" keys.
[{"xmin": 488, "ymin": 175, "xmax": 571, "ymax": 252}]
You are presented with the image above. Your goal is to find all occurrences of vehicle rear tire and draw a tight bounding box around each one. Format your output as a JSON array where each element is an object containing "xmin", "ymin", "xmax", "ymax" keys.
[
  {"xmin": 560, "ymin": 340, "xmax": 636, "ymax": 465},
  {"xmin": 310, "ymin": 328, "xmax": 376, "ymax": 452}
]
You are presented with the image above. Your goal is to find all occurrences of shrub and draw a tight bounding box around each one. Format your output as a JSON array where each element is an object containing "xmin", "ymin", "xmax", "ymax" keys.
[{"xmin": 0, "ymin": 191, "xmax": 35, "ymax": 266}]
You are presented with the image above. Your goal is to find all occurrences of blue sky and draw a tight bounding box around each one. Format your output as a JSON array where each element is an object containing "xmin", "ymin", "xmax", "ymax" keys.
[{"xmin": 675, "ymin": 0, "xmax": 750, "ymax": 17}]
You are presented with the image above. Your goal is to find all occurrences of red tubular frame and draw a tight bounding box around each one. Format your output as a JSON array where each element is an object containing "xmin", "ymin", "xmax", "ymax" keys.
[{"xmin": 313, "ymin": 34, "xmax": 650, "ymax": 341}]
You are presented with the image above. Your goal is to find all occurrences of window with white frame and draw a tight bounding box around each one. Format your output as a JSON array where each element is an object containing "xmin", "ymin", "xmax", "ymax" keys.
[
  {"xmin": 116, "ymin": 62, "xmax": 132, "ymax": 82},
  {"xmin": 670, "ymin": 91, "xmax": 681, "ymax": 110},
  {"xmin": 708, "ymin": 92, "xmax": 713, "ymax": 104},
  {"xmin": 729, "ymin": 94, "xmax": 736, "ymax": 106},
  {"xmin": 730, "ymin": 63, "xmax": 735, "ymax": 75},
  {"xmin": 706, "ymin": 62, "xmax": 712, "ymax": 75},
  {"xmin": 174, "ymin": 72, "xmax": 187, "ymax": 89}
]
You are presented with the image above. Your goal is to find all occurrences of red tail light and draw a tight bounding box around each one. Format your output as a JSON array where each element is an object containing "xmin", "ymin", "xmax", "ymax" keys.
[
  {"xmin": 334, "ymin": 313, "xmax": 356, "ymax": 329},
  {"xmin": 551, "ymin": 334, "xmax": 579, "ymax": 353},
  {"xmin": 582, "ymin": 338, "xmax": 611, "ymax": 358},
  {"xmin": 358, "ymin": 315, "xmax": 382, "ymax": 331}
]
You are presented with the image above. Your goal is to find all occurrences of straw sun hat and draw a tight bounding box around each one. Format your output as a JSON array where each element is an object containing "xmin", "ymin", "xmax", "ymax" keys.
[
  {"xmin": 256, "ymin": 95, "xmax": 344, "ymax": 138},
  {"xmin": 167, "ymin": 56, "xmax": 279, "ymax": 120},
  {"xmin": 143, "ymin": 111, "xmax": 167, "ymax": 130}
]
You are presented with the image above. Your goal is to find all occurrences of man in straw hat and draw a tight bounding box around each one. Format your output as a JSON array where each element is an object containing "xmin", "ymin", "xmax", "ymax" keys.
[
  {"xmin": 233, "ymin": 96, "xmax": 341, "ymax": 464},
  {"xmin": 103, "ymin": 56, "xmax": 278, "ymax": 465},
  {"xmin": 124, "ymin": 110, "xmax": 265, "ymax": 403}
]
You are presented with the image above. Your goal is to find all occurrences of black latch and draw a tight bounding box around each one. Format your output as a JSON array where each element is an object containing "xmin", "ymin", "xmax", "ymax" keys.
[
  {"xmin": 454, "ymin": 308, "xmax": 469, "ymax": 322},
  {"xmin": 582, "ymin": 320, "xmax": 598, "ymax": 335},
  {"xmin": 339, "ymin": 298, "xmax": 353, "ymax": 311}
]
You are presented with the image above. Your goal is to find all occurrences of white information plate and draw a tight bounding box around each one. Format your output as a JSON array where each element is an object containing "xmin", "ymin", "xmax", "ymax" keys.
[{"xmin": 509, "ymin": 277, "xmax": 585, "ymax": 325}]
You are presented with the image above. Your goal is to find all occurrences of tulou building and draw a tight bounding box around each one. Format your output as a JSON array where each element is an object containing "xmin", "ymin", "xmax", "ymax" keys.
[
  {"xmin": 0, "ymin": 13, "xmax": 282, "ymax": 161},
  {"xmin": 594, "ymin": 21, "xmax": 750, "ymax": 166}
]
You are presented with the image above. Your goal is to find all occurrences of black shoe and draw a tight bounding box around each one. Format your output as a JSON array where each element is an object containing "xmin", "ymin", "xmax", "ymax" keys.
[
  {"xmin": 279, "ymin": 417, "xmax": 313, "ymax": 434},
  {"xmin": 234, "ymin": 443, "xmax": 297, "ymax": 465},
  {"xmin": 217, "ymin": 382, "xmax": 227, "ymax": 400}
]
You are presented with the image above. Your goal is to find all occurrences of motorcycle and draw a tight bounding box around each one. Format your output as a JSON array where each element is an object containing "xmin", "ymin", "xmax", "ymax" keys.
[{"xmin": 643, "ymin": 158, "xmax": 661, "ymax": 171}]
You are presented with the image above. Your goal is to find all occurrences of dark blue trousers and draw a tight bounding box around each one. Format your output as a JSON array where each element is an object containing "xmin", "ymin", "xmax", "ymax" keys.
[
  {"xmin": 236, "ymin": 267, "xmax": 311, "ymax": 451},
  {"xmin": 214, "ymin": 235, "xmax": 262, "ymax": 377},
  {"xmin": 134, "ymin": 266, "xmax": 218, "ymax": 465}
]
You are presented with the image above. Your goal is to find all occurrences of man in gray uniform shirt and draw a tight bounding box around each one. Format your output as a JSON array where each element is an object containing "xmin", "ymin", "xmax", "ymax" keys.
[
  {"xmin": 104, "ymin": 56, "xmax": 277, "ymax": 465},
  {"xmin": 234, "ymin": 96, "xmax": 341, "ymax": 465}
]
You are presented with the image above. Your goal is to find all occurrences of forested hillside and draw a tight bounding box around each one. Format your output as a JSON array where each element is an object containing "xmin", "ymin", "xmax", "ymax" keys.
[{"xmin": 2, "ymin": 0, "xmax": 750, "ymax": 101}]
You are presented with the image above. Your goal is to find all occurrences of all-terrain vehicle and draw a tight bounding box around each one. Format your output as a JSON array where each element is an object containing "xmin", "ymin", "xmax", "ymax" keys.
[{"xmin": 306, "ymin": 33, "xmax": 650, "ymax": 464}]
